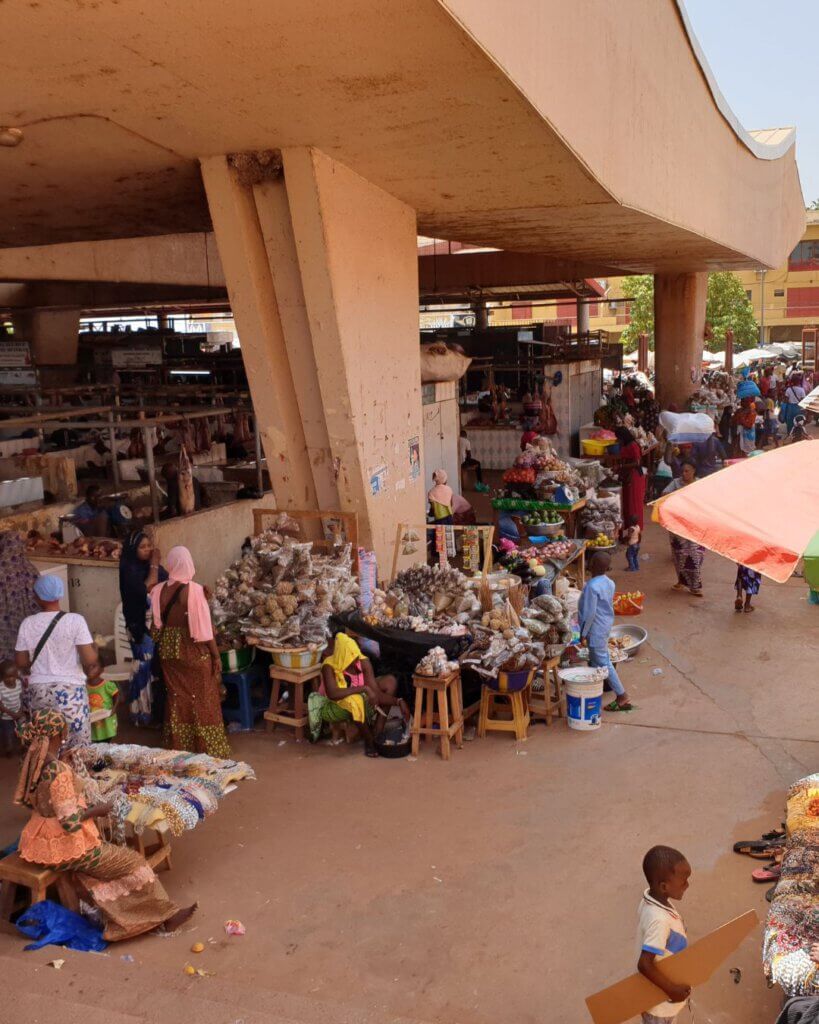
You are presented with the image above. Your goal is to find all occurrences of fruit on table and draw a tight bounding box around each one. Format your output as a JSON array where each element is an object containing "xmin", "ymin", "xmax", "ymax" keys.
[
  {"xmin": 503, "ymin": 467, "xmax": 536, "ymax": 486},
  {"xmin": 587, "ymin": 533, "xmax": 614, "ymax": 548}
]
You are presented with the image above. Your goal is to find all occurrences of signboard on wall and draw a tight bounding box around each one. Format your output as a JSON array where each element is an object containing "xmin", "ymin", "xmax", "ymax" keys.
[
  {"xmin": 0, "ymin": 368, "xmax": 37, "ymax": 386},
  {"xmin": 0, "ymin": 341, "xmax": 32, "ymax": 367},
  {"xmin": 111, "ymin": 345, "xmax": 163, "ymax": 368}
]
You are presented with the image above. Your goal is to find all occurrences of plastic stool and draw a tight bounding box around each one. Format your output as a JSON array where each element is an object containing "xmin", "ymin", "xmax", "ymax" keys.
[{"xmin": 221, "ymin": 664, "xmax": 271, "ymax": 730}]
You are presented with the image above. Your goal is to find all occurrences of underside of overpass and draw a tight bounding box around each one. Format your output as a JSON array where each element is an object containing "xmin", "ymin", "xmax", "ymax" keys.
[{"xmin": 0, "ymin": 0, "xmax": 806, "ymax": 560}]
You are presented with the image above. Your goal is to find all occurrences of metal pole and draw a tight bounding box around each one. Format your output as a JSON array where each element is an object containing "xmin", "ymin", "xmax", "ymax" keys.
[
  {"xmin": 142, "ymin": 426, "xmax": 160, "ymax": 524},
  {"xmin": 108, "ymin": 410, "xmax": 120, "ymax": 490},
  {"xmin": 254, "ymin": 417, "xmax": 264, "ymax": 494}
]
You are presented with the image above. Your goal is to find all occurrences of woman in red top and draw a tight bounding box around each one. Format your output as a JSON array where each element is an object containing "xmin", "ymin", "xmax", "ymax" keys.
[{"xmin": 614, "ymin": 427, "xmax": 647, "ymax": 531}]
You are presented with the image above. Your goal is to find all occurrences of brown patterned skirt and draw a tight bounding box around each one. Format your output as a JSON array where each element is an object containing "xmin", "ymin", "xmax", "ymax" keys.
[{"xmin": 154, "ymin": 626, "xmax": 231, "ymax": 758}]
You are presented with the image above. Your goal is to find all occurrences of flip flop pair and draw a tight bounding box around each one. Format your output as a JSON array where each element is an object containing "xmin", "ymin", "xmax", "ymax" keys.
[{"xmin": 604, "ymin": 700, "xmax": 636, "ymax": 713}]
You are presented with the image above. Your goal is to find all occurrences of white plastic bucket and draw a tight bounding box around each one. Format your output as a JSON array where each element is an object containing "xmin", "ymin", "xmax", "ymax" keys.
[{"xmin": 559, "ymin": 666, "xmax": 607, "ymax": 731}]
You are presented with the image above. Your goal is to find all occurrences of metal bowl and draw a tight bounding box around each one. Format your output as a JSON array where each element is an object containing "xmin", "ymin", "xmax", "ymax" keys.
[{"xmin": 609, "ymin": 623, "xmax": 648, "ymax": 657}]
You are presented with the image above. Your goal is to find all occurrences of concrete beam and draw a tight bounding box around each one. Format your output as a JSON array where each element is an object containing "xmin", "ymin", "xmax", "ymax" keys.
[{"xmin": 0, "ymin": 233, "xmax": 225, "ymax": 288}]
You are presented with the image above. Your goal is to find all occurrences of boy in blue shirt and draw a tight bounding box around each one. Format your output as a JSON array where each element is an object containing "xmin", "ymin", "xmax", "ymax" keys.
[{"xmin": 579, "ymin": 551, "xmax": 633, "ymax": 711}]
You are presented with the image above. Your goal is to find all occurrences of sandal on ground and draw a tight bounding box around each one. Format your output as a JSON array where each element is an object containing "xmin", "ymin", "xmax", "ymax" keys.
[
  {"xmin": 733, "ymin": 839, "xmax": 780, "ymax": 856},
  {"xmin": 672, "ymin": 583, "xmax": 687, "ymax": 592},
  {"xmin": 752, "ymin": 865, "xmax": 782, "ymax": 883},
  {"xmin": 689, "ymin": 589, "xmax": 703, "ymax": 597},
  {"xmin": 744, "ymin": 605, "xmax": 755, "ymax": 613},
  {"xmin": 766, "ymin": 885, "xmax": 776, "ymax": 903},
  {"xmin": 735, "ymin": 600, "xmax": 743, "ymax": 612},
  {"xmin": 762, "ymin": 827, "xmax": 786, "ymax": 841},
  {"xmin": 604, "ymin": 700, "xmax": 635, "ymax": 712}
]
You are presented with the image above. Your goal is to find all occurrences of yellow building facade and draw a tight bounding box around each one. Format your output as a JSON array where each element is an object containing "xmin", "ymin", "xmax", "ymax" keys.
[{"xmin": 490, "ymin": 211, "xmax": 819, "ymax": 348}]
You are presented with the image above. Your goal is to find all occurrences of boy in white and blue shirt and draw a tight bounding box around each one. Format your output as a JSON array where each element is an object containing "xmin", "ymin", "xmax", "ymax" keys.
[{"xmin": 636, "ymin": 845, "xmax": 691, "ymax": 1022}]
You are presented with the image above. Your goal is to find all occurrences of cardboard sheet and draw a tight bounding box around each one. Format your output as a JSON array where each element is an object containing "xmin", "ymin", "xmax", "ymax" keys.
[{"xmin": 584, "ymin": 910, "xmax": 758, "ymax": 1024}]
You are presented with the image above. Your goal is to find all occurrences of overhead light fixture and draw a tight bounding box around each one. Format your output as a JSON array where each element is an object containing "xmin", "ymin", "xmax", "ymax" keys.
[{"xmin": 0, "ymin": 127, "xmax": 23, "ymax": 147}]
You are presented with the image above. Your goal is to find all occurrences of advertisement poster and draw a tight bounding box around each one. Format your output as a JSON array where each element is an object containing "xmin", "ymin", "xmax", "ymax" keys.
[
  {"xmin": 369, "ymin": 465, "xmax": 387, "ymax": 496},
  {"xmin": 408, "ymin": 436, "xmax": 420, "ymax": 480}
]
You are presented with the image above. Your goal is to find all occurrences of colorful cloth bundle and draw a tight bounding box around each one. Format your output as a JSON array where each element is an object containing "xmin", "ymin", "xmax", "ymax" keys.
[
  {"xmin": 763, "ymin": 774, "xmax": 819, "ymax": 995},
  {"xmin": 74, "ymin": 743, "xmax": 255, "ymax": 838}
]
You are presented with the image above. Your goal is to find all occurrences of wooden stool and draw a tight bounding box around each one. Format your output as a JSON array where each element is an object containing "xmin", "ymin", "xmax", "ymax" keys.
[
  {"xmin": 0, "ymin": 853, "xmax": 79, "ymax": 920},
  {"xmin": 410, "ymin": 668, "xmax": 465, "ymax": 760},
  {"xmin": 528, "ymin": 656, "xmax": 564, "ymax": 725},
  {"xmin": 127, "ymin": 820, "xmax": 173, "ymax": 872},
  {"xmin": 477, "ymin": 669, "xmax": 534, "ymax": 741},
  {"xmin": 264, "ymin": 663, "xmax": 322, "ymax": 741}
]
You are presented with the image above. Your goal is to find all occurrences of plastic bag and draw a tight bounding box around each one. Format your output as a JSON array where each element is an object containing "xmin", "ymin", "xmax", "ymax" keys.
[{"xmin": 16, "ymin": 900, "xmax": 108, "ymax": 953}]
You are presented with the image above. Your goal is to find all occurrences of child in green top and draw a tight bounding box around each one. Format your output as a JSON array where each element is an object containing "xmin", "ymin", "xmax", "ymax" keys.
[{"xmin": 87, "ymin": 678, "xmax": 121, "ymax": 742}]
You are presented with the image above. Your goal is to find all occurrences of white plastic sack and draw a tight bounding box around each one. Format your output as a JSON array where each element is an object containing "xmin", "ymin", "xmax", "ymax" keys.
[
  {"xmin": 420, "ymin": 343, "xmax": 472, "ymax": 383},
  {"xmin": 659, "ymin": 410, "xmax": 715, "ymax": 440}
]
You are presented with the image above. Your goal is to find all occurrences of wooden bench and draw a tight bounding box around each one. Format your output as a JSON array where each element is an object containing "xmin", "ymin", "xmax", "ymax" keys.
[
  {"xmin": 0, "ymin": 853, "xmax": 79, "ymax": 921},
  {"xmin": 527, "ymin": 656, "xmax": 565, "ymax": 725}
]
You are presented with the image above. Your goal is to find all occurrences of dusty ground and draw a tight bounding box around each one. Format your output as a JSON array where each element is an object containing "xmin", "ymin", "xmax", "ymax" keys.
[{"xmin": 0, "ymin": 514, "xmax": 815, "ymax": 1024}]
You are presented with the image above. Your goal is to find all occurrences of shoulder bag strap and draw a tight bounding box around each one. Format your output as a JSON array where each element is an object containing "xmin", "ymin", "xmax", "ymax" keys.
[
  {"xmin": 158, "ymin": 583, "xmax": 187, "ymax": 643},
  {"xmin": 31, "ymin": 611, "xmax": 66, "ymax": 669}
]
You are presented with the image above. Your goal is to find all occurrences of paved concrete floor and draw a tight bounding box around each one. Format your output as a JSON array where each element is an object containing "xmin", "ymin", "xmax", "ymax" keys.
[{"xmin": 0, "ymin": 517, "xmax": 815, "ymax": 1024}]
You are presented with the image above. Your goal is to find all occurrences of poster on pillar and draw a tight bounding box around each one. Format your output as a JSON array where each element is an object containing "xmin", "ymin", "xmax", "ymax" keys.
[
  {"xmin": 369, "ymin": 465, "xmax": 388, "ymax": 496},
  {"xmin": 408, "ymin": 437, "xmax": 420, "ymax": 480}
]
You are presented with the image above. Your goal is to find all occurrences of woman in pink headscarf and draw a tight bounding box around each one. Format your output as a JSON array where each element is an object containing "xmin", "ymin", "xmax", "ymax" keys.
[{"xmin": 150, "ymin": 546, "xmax": 230, "ymax": 758}]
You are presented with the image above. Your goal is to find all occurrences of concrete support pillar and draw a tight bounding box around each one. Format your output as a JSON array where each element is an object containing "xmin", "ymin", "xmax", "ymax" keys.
[
  {"xmin": 200, "ymin": 156, "xmax": 319, "ymax": 510},
  {"xmin": 281, "ymin": 147, "xmax": 424, "ymax": 563},
  {"xmin": 576, "ymin": 297, "xmax": 590, "ymax": 337},
  {"xmin": 654, "ymin": 272, "xmax": 707, "ymax": 409},
  {"xmin": 203, "ymin": 148, "xmax": 425, "ymax": 568},
  {"xmin": 13, "ymin": 308, "xmax": 81, "ymax": 365}
]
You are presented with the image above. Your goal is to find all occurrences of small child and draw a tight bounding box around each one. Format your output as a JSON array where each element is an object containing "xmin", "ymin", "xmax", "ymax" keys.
[
  {"xmin": 637, "ymin": 846, "xmax": 692, "ymax": 1023},
  {"xmin": 624, "ymin": 515, "xmax": 642, "ymax": 572},
  {"xmin": 0, "ymin": 659, "xmax": 24, "ymax": 756},
  {"xmin": 734, "ymin": 565, "xmax": 762, "ymax": 613},
  {"xmin": 87, "ymin": 678, "xmax": 121, "ymax": 743}
]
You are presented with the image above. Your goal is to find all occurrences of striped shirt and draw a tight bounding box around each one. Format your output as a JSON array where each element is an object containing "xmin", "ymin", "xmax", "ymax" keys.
[
  {"xmin": 636, "ymin": 889, "xmax": 688, "ymax": 1018},
  {"xmin": 0, "ymin": 679, "xmax": 22, "ymax": 719}
]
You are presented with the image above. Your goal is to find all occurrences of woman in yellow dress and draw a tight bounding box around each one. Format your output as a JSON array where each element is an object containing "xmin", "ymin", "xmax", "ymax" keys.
[{"xmin": 308, "ymin": 634, "xmax": 406, "ymax": 756}]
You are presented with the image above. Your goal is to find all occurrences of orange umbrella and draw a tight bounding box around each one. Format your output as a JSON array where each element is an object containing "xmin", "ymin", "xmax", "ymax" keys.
[{"xmin": 655, "ymin": 443, "xmax": 819, "ymax": 583}]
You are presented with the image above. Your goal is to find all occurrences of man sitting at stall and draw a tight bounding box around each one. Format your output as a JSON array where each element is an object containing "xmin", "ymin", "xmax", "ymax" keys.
[{"xmin": 73, "ymin": 485, "xmax": 130, "ymax": 538}]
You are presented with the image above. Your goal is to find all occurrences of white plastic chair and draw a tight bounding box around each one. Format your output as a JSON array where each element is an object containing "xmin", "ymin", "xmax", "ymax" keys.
[{"xmin": 104, "ymin": 604, "xmax": 135, "ymax": 682}]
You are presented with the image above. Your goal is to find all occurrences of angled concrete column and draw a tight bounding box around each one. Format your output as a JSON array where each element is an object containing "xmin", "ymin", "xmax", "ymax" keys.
[
  {"xmin": 13, "ymin": 307, "xmax": 80, "ymax": 365},
  {"xmin": 200, "ymin": 156, "xmax": 318, "ymax": 510},
  {"xmin": 654, "ymin": 272, "xmax": 707, "ymax": 409},
  {"xmin": 252, "ymin": 177, "xmax": 339, "ymax": 511},
  {"xmin": 282, "ymin": 147, "xmax": 425, "ymax": 565}
]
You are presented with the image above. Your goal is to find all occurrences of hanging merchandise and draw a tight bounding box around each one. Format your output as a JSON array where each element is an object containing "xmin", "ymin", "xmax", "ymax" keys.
[
  {"xmin": 445, "ymin": 525, "xmax": 456, "ymax": 560},
  {"xmin": 401, "ymin": 528, "xmax": 420, "ymax": 556},
  {"xmin": 462, "ymin": 527, "xmax": 480, "ymax": 573},
  {"xmin": 357, "ymin": 549, "xmax": 377, "ymax": 612},
  {"xmin": 435, "ymin": 526, "xmax": 448, "ymax": 566},
  {"xmin": 540, "ymin": 386, "xmax": 558, "ymax": 435}
]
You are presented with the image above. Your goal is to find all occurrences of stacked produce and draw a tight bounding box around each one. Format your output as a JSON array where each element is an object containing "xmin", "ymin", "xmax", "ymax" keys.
[
  {"xmin": 25, "ymin": 531, "xmax": 122, "ymax": 561},
  {"xmin": 459, "ymin": 626, "xmax": 545, "ymax": 680},
  {"xmin": 579, "ymin": 496, "xmax": 621, "ymax": 541},
  {"xmin": 212, "ymin": 516, "xmax": 359, "ymax": 650},
  {"xmin": 520, "ymin": 510, "xmax": 563, "ymax": 528},
  {"xmin": 502, "ymin": 466, "xmax": 536, "ymax": 487},
  {"xmin": 415, "ymin": 646, "xmax": 459, "ymax": 677},
  {"xmin": 520, "ymin": 593, "xmax": 573, "ymax": 649},
  {"xmin": 364, "ymin": 563, "xmax": 480, "ymax": 634},
  {"xmin": 586, "ymin": 533, "xmax": 615, "ymax": 549},
  {"xmin": 614, "ymin": 591, "xmax": 644, "ymax": 615}
]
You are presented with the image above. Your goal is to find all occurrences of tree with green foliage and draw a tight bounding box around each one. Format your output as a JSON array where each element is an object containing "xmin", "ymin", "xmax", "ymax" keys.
[{"xmin": 617, "ymin": 272, "xmax": 758, "ymax": 352}]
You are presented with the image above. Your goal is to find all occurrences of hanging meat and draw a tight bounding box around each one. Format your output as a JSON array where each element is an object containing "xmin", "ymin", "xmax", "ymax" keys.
[
  {"xmin": 233, "ymin": 410, "xmax": 250, "ymax": 445},
  {"xmin": 194, "ymin": 416, "xmax": 212, "ymax": 453},
  {"xmin": 178, "ymin": 445, "xmax": 195, "ymax": 515}
]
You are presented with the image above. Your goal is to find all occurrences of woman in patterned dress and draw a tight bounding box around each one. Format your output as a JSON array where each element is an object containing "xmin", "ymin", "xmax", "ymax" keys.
[
  {"xmin": 16, "ymin": 710, "xmax": 195, "ymax": 941},
  {"xmin": 15, "ymin": 574, "xmax": 99, "ymax": 747},
  {"xmin": 150, "ymin": 547, "xmax": 230, "ymax": 758}
]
